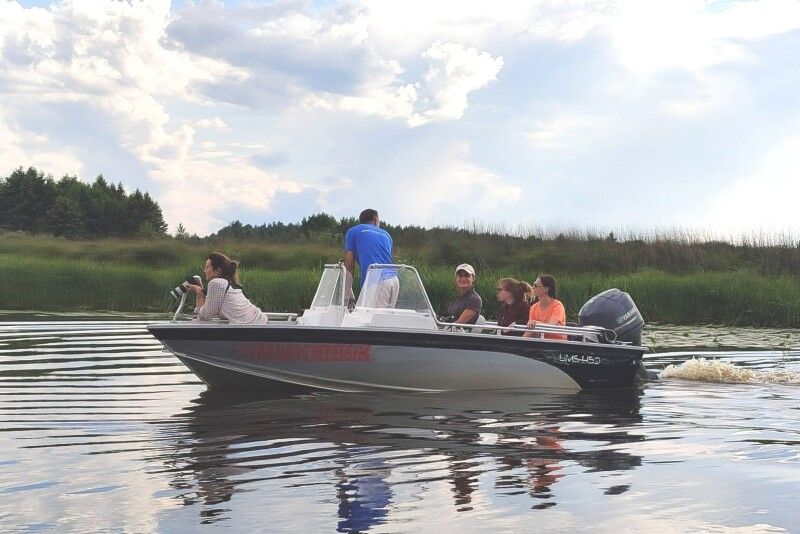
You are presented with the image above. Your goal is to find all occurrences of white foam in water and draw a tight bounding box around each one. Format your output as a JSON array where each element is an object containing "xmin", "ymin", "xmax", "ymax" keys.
[{"xmin": 660, "ymin": 357, "xmax": 800, "ymax": 385}]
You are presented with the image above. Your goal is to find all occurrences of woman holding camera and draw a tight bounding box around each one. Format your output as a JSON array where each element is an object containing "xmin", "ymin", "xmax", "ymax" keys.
[{"xmin": 186, "ymin": 252, "xmax": 269, "ymax": 325}]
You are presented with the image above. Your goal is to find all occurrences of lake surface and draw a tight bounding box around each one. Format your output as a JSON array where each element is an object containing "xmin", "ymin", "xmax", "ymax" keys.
[{"xmin": 1, "ymin": 313, "xmax": 799, "ymax": 533}]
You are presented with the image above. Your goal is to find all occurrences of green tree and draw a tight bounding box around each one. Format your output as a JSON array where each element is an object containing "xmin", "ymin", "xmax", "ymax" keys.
[
  {"xmin": 0, "ymin": 167, "xmax": 56, "ymax": 233},
  {"xmin": 46, "ymin": 195, "xmax": 86, "ymax": 238},
  {"xmin": 175, "ymin": 222, "xmax": 188, "ymax": 239},
  {"xmin": 300, "ymin": 213, "xmax": 339, "ymax": 236}
]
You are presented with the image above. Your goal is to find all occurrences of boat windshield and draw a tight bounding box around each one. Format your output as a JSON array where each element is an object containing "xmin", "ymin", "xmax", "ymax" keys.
[
  {"xmin": 310, "ymin": 265, "xmax": 344, "ymax": 308},
  {"xmin": 356, "ymin": 264, "xmax": 434, "ymax": 314}
]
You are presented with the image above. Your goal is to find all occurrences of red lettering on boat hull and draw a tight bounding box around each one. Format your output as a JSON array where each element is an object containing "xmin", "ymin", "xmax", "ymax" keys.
[{"xmin": 240, "ymin": 343, "xmax": 372, "ymax": 362}]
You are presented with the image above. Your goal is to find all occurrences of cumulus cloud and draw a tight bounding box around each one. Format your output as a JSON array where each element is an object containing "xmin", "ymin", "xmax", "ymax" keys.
[
  {"xmin": 156, "ymin": 155, "xmax": 309, "ymax": 236},
  {"xmin": 0, "ymin": 0, "xmax": 298, "ymax": 233},
  {"xmin": 2, "ymin": 0, "xmax": 800, "ymax": 236},
  {"xmin": 413, "ymin": 41, "xmax": 504, "ymax": 125},
  {"xmin": 305, "ymin": 41, "xmax": 503, "ymax": 126},
  {"xmin": 169, "ymin": 3, "xmax": 504, "ymax": 127}
]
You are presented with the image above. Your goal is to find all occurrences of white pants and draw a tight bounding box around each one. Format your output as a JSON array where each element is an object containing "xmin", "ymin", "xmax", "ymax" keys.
[{"xmin": 360, "ymin": 276, "xmax": 399, "ymax": 308}]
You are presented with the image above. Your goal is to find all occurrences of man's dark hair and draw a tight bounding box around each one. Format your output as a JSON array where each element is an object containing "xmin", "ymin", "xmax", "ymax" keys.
[{"xmin": 359, "ymin": 208, "xmax": 379, "ymax": 224}]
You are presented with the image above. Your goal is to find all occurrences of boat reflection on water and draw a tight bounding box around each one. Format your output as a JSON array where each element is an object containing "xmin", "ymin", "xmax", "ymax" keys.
[{"xmin": 155, "ymin": 389, "xmax": 645, "ymax": 529}]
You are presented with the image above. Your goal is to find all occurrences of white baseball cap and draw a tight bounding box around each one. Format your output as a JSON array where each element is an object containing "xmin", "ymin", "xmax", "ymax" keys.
[{"xmin": 455, "ymin": 263, "xmax": 476, "ymax": 277}]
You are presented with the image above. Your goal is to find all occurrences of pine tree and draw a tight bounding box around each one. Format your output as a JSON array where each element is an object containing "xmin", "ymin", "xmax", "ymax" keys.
[{"xmin": 175, "ymin": 222, "xmax": 188, "ymax": 239}]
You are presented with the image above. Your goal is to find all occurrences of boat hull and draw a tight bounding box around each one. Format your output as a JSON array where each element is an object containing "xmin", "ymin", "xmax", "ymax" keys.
[{"xmin": 149, "ymin": 324, "xmax": 646, "ymax": 393}]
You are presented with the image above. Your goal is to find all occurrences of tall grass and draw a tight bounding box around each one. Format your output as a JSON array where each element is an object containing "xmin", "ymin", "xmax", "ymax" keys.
[
  {"xmin": 4, "ymin": 250, "xmax": 800, "ymax": 326},
  {"xmin": 0, "ymin": 254, "xmax": 322, "ymax": 314},
  {"xmin": 5, "ymin": 231, "xmax": 800, "ymax": 276},
  {"xmin": 442, "ymin": 269, "xmax": 800, "ymax": 327}
]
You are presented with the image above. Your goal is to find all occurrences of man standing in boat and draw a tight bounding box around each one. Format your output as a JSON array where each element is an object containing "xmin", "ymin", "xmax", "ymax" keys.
[{"xmin": 344, "ymin": 208, "xmax": 398, "ymax": 308}]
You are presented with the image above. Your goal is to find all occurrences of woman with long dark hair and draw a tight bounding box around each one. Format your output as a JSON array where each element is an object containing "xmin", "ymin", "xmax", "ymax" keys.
[
  {"xmin": 525, "ymin": 274, "xmax": 566, "ymax": 340},
  {"xmin": 186, "ymin": 252, "xmax": 269, "ymax": 324}
]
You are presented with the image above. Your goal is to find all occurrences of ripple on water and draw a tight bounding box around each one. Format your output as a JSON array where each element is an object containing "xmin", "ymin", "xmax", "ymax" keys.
[{"xmin": 1, "ymin": 318, "xmax": 800, "ymax": 533}]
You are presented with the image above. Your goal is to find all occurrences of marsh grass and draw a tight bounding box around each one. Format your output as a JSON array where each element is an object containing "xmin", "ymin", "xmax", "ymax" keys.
[
  {"xmin": 434, "ymin": 269, "xmax": 800, "ymax": 327},
  {"xmin": 3, "ymin": 234, "xmax": 800, "ymax": 325}
]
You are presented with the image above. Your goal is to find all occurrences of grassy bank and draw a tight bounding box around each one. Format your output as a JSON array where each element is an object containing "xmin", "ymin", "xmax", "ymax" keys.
[{"xmin": 3, "ymin": 249, "xmax": 799, "ymax": 326}]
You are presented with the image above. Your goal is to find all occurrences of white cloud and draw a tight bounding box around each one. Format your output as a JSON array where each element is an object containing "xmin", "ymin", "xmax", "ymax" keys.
[
  {"xmin": 169, "ymin": 3, "xmax": 505, "ymax": 127},
  {"xmin": 365, "ymin": 0, "xmax": 610, "ymax": 54},
  {"xmin": 390, "ymin": 143, "xmax": 522, "ymax": 221},
  {"xmin": 2, "ymin": 0, "xmax": 800, "ymax": 236},
  {"xmin": 304, "ymin": 41, "xmax": 503, "ymax": 127},
  {"xmin": 703, "ymin": 135, "xmax": 800, "ymax": 236},
  {"xmin": 611, "ymin": 0, "xmax": 800, "ymax": 74},
  {"xmin": 414, "ymin": 41, "xmax": 504, "ymax": 125},
  {"xmin": 0, "ymin": 102, "xmax": 84, "ymax": 178},
  {"xmin": 605, "ymin": 0, "xmax": 800, "ymax": 119},
  {"xmin": 155, "ymin": 155, "xmax": 310, "ymax": 236},
  {"xmin": 0, "ymin": 0, "xmax": 294, "ymax": 233},
  {"xmin": 195, "ymin": 117, "xmax": 229, "ymax": 130}
]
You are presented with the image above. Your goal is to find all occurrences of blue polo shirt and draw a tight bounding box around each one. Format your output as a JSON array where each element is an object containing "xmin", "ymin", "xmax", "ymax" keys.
[{"xmin": 344, "ymin": 223, "xmax": 394, "ymax": 286}]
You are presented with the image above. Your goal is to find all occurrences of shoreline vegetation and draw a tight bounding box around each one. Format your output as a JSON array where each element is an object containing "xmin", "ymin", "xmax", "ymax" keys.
[
  {"xmin": 4, "ymin": 166, "xmax": 800, "ymax": 326},
  {"xmin": 3, "ymin": 232, "xmax": 800, "ymax": 327}
]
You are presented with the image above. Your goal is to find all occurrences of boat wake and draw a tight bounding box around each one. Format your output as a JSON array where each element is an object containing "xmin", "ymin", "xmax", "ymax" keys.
[{"xmin": 660, "ymin": 357, "xmax": 800, "ymax": 385}]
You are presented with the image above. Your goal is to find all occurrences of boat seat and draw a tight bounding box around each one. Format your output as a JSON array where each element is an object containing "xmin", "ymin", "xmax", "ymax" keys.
[{"xmin": 469, "ymin": 315, "xmax": 497, "ymax": 334}]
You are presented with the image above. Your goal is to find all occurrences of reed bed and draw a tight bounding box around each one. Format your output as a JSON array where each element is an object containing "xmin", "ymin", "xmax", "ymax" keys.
[
  {"xmin": 5, "ymin": 231, "xmax": 800, "ymax": 276},
  {"xmin": 3, "ymin": 248, "xmax": 800, "ymax": 326}
]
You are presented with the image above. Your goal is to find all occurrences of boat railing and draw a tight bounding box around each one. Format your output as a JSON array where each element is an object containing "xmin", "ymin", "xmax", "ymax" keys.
[
  {"xmin": 172, "ymin": 293, "xmax": 189, "ymax": 322},
  {"xmin": 264, "ymin": 313, "xmax": 299, "ymax": 321},
  {"xmin": 435, "ymin": 319, "xmax": 618, "ymax": 343},
  {"xmin": 361, "ymin": 264, "xmax": 619, "ymax": 343}
]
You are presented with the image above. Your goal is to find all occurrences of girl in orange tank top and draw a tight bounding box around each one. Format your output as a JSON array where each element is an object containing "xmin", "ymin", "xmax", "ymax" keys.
[{"xmin": 525, "ymin": 274, "xmax": 567, "ymax": 340}]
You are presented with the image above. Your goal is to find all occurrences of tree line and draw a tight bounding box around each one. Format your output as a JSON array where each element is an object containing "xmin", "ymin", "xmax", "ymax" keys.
[
  {"xmin": 0, "ymin": 167, "xmax": 167, "ymax": 238},
  {"xmin": 6, "ymin": 166, "xmax": 800, "ymax": 277},
  {"xmin": 215, "ymin": 213, "xmax": 451, "ymax": 248},
  {"xmin": 212, "ymin": 215, "xmax": 800, "ymax": 276}
]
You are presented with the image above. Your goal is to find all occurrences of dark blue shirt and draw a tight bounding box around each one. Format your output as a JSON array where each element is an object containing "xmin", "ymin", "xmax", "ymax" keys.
[{"xmin": 344, "ymin": 223, "xmax": 393, "ymax": 286}]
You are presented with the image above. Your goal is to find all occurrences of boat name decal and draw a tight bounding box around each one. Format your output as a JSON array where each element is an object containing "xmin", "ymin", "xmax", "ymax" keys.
[
  {"xmin": 551, "ymin": 353, "xmax": 609, "ymax": 366},
  {"xmin": 240, "ymin": 343, "xmax": 372, "ymax": 362}
]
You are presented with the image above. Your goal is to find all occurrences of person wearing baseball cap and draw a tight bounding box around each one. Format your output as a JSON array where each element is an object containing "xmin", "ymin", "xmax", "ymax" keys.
[{"xmin": 442, "ymin": 263, "xmax": 482, "ymax": 324}]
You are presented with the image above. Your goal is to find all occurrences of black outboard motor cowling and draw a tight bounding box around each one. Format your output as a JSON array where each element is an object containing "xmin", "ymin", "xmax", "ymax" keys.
[{"xmin": 578, "ymin": 288, "xmax": 644, "ymax": 345}]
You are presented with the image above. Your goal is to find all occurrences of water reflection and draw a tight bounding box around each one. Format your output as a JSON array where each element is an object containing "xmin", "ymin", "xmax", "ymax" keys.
[
  {"xmin": 157, "ymin": 388, "xmax": 645, "ymax": 528},
  {"xmin": 5, "ymin": 317, "xmax": 799, "ymax": 532}
]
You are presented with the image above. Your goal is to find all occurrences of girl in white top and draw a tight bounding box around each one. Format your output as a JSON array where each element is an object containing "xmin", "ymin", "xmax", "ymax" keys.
[{"xmin": 186, "ymin": 252, "xmax": 269, "ymax": 325}]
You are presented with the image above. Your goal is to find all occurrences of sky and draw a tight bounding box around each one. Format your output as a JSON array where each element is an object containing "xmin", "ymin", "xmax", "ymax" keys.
[{"xmin": 1, "ymin": 0, "xmax": 799, "ymax": 237}]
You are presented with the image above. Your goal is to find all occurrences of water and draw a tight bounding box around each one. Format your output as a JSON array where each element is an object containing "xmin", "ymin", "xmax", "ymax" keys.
[{"xmin": 1, "ymin": 314, "xmax": 799, "ymax": 533}]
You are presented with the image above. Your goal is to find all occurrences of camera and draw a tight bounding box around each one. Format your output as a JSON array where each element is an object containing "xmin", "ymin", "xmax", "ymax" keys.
[{"xmin": 169, "ymin": 275, "xmax": 203, "ymax": 300}]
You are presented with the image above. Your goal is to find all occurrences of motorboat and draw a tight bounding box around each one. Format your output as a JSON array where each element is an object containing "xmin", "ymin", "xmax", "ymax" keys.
[{"xmin": 147, "ymin": 264, "xmax": 649, "ymax": 393}]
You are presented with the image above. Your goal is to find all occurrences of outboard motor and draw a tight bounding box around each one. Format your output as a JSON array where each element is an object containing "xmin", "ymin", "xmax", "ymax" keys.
[{"xmin": 578, "ymin": 288, "xmax": 644, "ymax": 345}]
